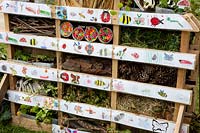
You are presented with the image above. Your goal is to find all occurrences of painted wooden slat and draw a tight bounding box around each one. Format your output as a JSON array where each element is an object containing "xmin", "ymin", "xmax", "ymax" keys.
[
  {"xmin": 56, "ymin": 6, "xmax": 111, "ymax": 24},
  {"xmin": 7, "ymin": 90, "xmax": 190, "ymax": 133},
  {"xmin": 0, "ymin": 1, "xmax": 52, "ymax": 18},
  {"xmin": 118, "ymin": 11, "xmax": 193, "ymax": 31},
  {"xmin": 111, "ymin": 110, "xmax": 189, "ymax": 133},
  {"xmin": 58, "ymin": 38, "xmax": 113, "ymax": 58},
  {"xmin": 60, "ymin": 99, "xmax": 111, "ymax": 121},
  {"xmin": 7, "ymin": 90, "xmax": 59, "ymax": 110},
  {"xmin": 52, "ymin": 124, "xmax": 90, "ymax": 133},
  {"xmin": 113, "ymin": 46, "xmax": 196, "ymax": 70},
  {"xmin": 112, "ymin": 79, "xmax": 192, "ymax": 105},
  {"xmin": 58, "ymin": 70, "xmax": 111, "ymax": 91},
  {"xmin": 0, "ymin": 60, "xmax": 57, "ymax": 82},
  {"xmin": 0, "ymin": 32, "xmax": 58, "ymax": 51}
]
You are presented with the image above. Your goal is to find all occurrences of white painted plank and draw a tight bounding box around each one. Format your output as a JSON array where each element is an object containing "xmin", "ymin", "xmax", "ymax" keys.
[
  {"xmin": 0, "ymin": 1, "xmax": 51, "ymax": 18},
  {"xmin": 7, "ymin": 90, "xmax": 190, "ymax": 133},
  {"xmin": 56, "ymin": 6, "xmax": 112, "ymax": 24},
  {"xmin": 0, "ymin": 60, "xmax": 58, "ymax": 82},
  {"xmin": 0, "ymin": 32, "xmax": 58, "ymax": 51},
  {"xmin": 58, "ymin": 70, "xmax": 111, "ymax": 91},
  {"xmin": 113, "ymin": 46, "xmax": 196, "ymax": 70},
  {"xmin": 112, "ymin": 79, "xmax": 192, "ymax": 105},
  {"xmin": 60, "ymin": 99, "xmax": 111, "ymax": 121},
  {"xmin": 58, "ymin": 38, "xmax": 113, "ymax": 58},
  {"xmin": 111, "ymin": 110, "xmax": 189, "ymax": 133},
  {"xmin": 118, "ymin": 11, "xmax": 193, "ymax": 31},
  {"xmin": 7, "ymin": 90, "xmax": 59, "ymax": 110},
  {"xmin": 52, "ymin": 124, "xmax": 90, "ymax": 133}
]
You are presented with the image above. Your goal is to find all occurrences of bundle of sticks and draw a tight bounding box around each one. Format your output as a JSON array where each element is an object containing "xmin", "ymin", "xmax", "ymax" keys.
[
  {"xmin": 9, "ymin": 15, "xmax": 56, "ymax": 37},
  {"xmin": 61, "ymin": 0, "xmax": 114, "ymax": 9}
]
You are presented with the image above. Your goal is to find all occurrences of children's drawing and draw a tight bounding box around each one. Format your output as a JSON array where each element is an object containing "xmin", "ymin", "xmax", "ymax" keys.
[
  {"xmin": 164, "ymin": 53, "xmax": 174, "ymax": 61},
  {"xmin": 177, "ymin": 0, "xmax": 190, "ymax": 9},
  {"xmin": 167, "ymin": 17, "xmax": 183, "ymax": 27},
  {"xmin": 114, "ymin": 113, "xmax": 125, "ymax": 121},
  {"xmin": 85, "ymin": 44, "xmax": 94, "ymax": 55},
  {"xmin": 120, "ymin": 13, "xmax": 132, "ymax": 25},
  {"xmin": 60, "ymin": 72, "xmax": 69, "ymax": 81},
  {"xmin": 152, "ymin": 119, "xmax": 169, "ymax": 132},
  {"xmin": 134, "ymin": 14, "xmax": 145, "ymax": 25},
  {"xmin": 158, "ymin": 90, "xmax": 168, "ymax": 98},
  {"xmin": 116, "ymin": 48, "xmax": 127, "ymax": 59},
  {"xmin": 56, "ymin": 6, "xmax": 67, "ymax": 20},
  {"xmin": 179, "ymin": 60, "xmax": 192, "ymax": 65},
  {"xmin": 100, "ymin": 10, "xmax": 111, "ymax": 23},
  {"xmin": 151, "ymin": 17, "xmax": 164, "ymax": 27},
  {"xmin": 71, "ymin": 74, "xmax": 80, "ymax": 84}
]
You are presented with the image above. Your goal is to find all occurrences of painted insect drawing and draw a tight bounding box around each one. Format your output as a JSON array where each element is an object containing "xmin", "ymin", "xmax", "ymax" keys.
[
  {"xmin": 71, "ymin": 74, "xmax": 80, "ymax": 84},
  {"xmin": 164, "ymin": 53, "xmax": 174, "ymax": 61},
  {"xmin": 152, "ymin": 119, "xmax": 169, "ymax": 132}
]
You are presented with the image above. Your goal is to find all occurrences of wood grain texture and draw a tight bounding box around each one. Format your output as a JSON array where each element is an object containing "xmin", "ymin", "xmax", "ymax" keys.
[
  {"xmin": 12, "ymin": 115, "xmax": 52, "ymax": 133},
  {"xmin": 0, "ymin": 74, "xmax": 9, "ymax": 104},
  {"xmin": 174, "ymin": 31, "xmax": 190, "ymax": 133},
  {"xmin": 111, "ymin": 0, "xmax": 120, "ymax": 129}
]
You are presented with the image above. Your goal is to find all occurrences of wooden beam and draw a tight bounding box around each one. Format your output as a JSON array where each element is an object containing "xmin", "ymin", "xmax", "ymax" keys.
[
  {"xmin": 174, "ymin": 31, "xmax": 190, "ymax": 133},
  {"xmin": 111, "ymin": 0, "xmax": 120, "ymax": 130},
  {"xmin": 4, "ymin": 13, "xmax": 18, "ymax": 115},
  {"xmin": 56, "ymin": 0, "xmax": 63, "ymax": 125},
  {"xmin": 12, "ymin": 115, "xmax": 52, "ymax": 133},
  {"xmin": 0, "ymin": 74, "xmax": 9, "ymax": 104}
]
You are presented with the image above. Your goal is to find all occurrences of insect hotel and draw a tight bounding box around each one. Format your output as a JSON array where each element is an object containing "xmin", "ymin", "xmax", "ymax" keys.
[{"xmin": 0, "ymin": 0, "xmax": 199, "ymax": 132}]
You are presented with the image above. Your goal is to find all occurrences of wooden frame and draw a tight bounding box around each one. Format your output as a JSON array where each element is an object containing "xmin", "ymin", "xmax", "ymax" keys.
[{"xmin": 0, "ymin": 0, "xmax": 199, "ymax": 132}]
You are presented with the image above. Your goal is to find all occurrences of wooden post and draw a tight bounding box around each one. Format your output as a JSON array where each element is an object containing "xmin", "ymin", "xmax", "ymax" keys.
[
  {"xmin": 111, "ymin": 0, "xmax": 120, "ymax": 130},
  {"xmin": 56, "ymin": 0, "xmax": 63, "ymax": 125},
  {"xmin": 0, "ymin": 74, "xmax": 9, "ymax": 104},
  {"xmin": 174, "ymin": 31, "xmax": 190, "ymax": 133},
  {"xmin": 4, "ymin": 13, "xmax": 18, "ymax": 115}
]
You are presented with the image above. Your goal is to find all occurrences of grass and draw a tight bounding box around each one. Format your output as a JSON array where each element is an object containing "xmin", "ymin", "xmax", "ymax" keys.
[{"xmin": 0, "ymin": 123, "xmax": 47, "ymax": 133}]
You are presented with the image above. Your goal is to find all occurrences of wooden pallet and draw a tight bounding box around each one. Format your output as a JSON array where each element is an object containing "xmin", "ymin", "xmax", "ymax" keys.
[{"xmin": 0, "ymin": 0, "xmax": 199, "ymax": 132}]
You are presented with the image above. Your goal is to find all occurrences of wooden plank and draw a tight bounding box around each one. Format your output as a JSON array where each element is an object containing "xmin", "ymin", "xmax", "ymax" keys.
[
  {"xmin": 12, "ymin": 115, "xmax": 52, "ymax": 133},
  {"xmin": 111, "ymin": 110, "xmax": 189, "ymax": 132},
  {"xmin": 113, "ymin": 45, "xmax": 196, "ymax": 70},
  {"xmin": 111, "ymin": 0, "xmax": 120, "ymax": 129},
  {"xmin": 0, "ymin": 74, "xmax": 9, "ymax": 103},
  {"xmin": 112, "ymin": 79, "xmax": 193, "ymax": 105},
  {"xmin": 0, "ymin": 1, "xmax": 198, "ymax": 31},
  {"xmin": 174, "ymin": 31, "xmax": 190, "ymax": 133},
  {"xmin": 7, "ymin": 90, "xmax": 190, "ymax": 133},
  {"xmin": 56, "ymin": 0, "xmax": 63, "ymax": 126},
  {"xmin": 4, "ymin": 13, "xmax": 18, "ymax": 115}
]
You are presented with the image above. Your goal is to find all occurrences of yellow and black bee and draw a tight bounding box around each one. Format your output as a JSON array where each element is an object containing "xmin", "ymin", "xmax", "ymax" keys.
[
  {"xmin": 30, "ymin": 38, "xmax": 36, "ymax": 45},
  {"xmin": 95, "ymin": 80, "xmax": 105, "ymax": 86},
  {"xmin": 120, "ymin": 14, "xmax": 131, "ymax": 24}
]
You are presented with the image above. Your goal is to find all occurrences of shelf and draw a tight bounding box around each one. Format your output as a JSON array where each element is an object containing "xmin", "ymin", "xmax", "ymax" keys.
[
  {"xmin": 7, "ymin": 90, "xmax": 190, "ymax": 132},
  {"xmin": 1, "ymin": 1, "xmax": 199, "ymax": 32},
  {"xmin": 0, "ymin": 32, "xmax": 197, "ymax": 70},
  {"xmin": 1, "ymin": 60, "xmax": 192, "ymax": 105},
  {"xmin": 113, "ymin": 45, "xmax": 197, "ymax": 70},
  {"xmin": 0, "ymin": 1, "xmax": 52, "ymax": 18}
]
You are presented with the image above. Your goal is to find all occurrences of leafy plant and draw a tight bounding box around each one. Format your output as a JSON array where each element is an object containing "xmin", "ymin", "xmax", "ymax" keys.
[
  {"xmin": 18, "ymin": 105, "xmax": 56, "ymax": 124},
  {"xmin": 0, "ymin": 101, "xmax": 12, "ymax": 124},
  {"xmin": 63, "ymin": 85, "xmax": 110, "ymax": 107},
  {"xmin": 0, "ymin": 44, "xmax": 7, "ymax": 60},
  {"xmin": 14, "ymin": 49, "xmax": 31, "ymax": 61},
  {"xmin": 35, "ymin": 108, "xmax": 52, "ymax": 124},
  {"xmin": 120, "ymin": 27, "xmax": 180, "ymax": 51}
]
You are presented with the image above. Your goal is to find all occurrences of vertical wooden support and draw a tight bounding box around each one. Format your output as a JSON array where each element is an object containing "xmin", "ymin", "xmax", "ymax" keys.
[
  {"xmin": 111, "ymin": 0, "xmax": 120, "ymax": 129},
  {"xmin": 4, "ymin": 13, "xmax": 18, "ymax": 115},
  {"xmin": 0, "ymin": 74, "xmax": 9, "ymax": 104},
  {"xmin": 174, "ymin": 31, "xmax": 190, "ymax": 133},
  {"xmin": 56, "ymin": 0, "xmax": 63, "ymax": 125}
]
